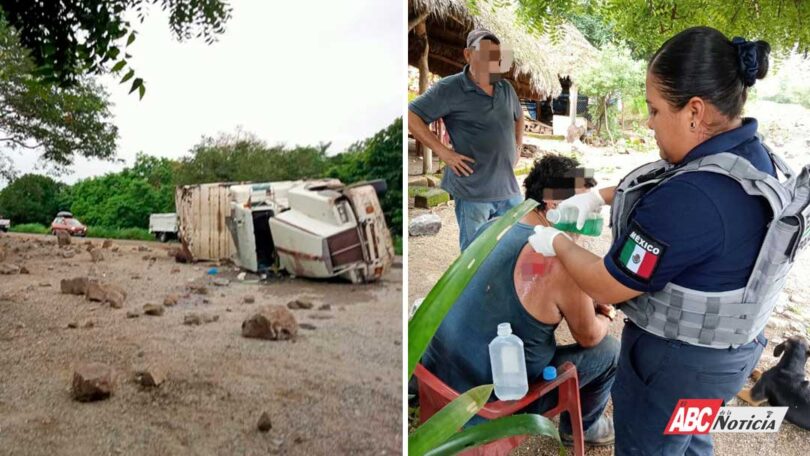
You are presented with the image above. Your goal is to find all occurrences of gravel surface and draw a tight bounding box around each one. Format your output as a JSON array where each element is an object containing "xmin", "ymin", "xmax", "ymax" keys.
[
  {"xmin": 0, "ymin": 233, "xmax": 402, "ymax": 456},
  {"xmin": 408, "ymin": 98, "xmax": 810, "ymax": 455}
]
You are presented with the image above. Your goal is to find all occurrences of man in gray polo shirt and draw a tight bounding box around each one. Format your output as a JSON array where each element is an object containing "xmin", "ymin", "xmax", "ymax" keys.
[{"xmin": 409, "ymin": 29, "xmax": 524, "ymax": 250}]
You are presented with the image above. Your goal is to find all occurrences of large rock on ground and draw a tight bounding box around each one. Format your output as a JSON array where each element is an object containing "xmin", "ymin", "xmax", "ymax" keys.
[
  {"xmin": 85, "ymin": 282, "xmax": 127, "ymax": 308},
  {"xmin": 61, "ymin": 277, "xmax": 91, "ymax": 295},
  {"xmin": 143, "ymin": 303, "xmax": 164, "ymax": 316},
  {"xmin": 0, "ymin": 263, "xmax": 20, "ymax": 275},
  {"xmin": 89, "ymin": 249, "xmax": 104, "ymax": 263},
  {"xmin": 241, "ymin": 305, "xmax": 298, "ymax": 341},
  {"xmin": 135, "ymin": 363, "xmax": 167, "ymax": 387},
  {"xmin": 287, "ymin": 299, "xmax": 313, "ymax": 310},
  {"xmin": 56, "ymin": 231, "xmax": 71, "ymax": 247},
  {"xmin": 408, "ymin": 213, "xmax": 442, "ymax": 237},
  {"xmin": 72, "ymin": 362, "xmax": 114, "ymax": 401}
]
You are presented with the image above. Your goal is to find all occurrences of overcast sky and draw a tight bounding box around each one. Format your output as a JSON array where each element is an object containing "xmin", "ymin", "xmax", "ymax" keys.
[{"xmin": 4, "ymin": 0, "xmax": 404, "ymax": 185}]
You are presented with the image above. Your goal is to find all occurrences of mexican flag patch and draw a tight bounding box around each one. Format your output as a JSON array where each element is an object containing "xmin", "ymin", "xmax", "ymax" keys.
[{"xmin": 617, "ymin": 224, "xmax": 666, "ymax": 281}]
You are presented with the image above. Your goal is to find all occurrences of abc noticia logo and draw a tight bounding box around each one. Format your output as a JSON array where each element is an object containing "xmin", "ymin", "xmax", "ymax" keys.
[{"xmin": 664, "ymin": 399, "xmax": 788, "ymax": 434}]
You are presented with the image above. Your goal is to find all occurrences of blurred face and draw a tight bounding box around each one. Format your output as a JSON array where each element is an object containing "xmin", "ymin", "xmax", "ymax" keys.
[
  {"xmin": 464, "ymin": 40, "xmax": 502, "ymax": 84},
  {"xmin": 645, "ymin": 72, "xmax": 700, "ymax": 164}
]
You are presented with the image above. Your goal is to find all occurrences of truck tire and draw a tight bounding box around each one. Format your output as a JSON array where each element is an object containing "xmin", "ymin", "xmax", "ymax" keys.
[{"xmin": 158, "ymin": 232, "xmax": 168, "ymax": 243}]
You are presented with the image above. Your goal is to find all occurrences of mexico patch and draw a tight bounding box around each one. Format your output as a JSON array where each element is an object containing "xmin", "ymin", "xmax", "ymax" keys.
[{"xmin": 616, "ymin": 223, "xmax": 667, "ymax": 282}]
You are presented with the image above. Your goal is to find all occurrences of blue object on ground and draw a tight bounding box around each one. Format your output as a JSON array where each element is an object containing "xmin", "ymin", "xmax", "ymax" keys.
[{"xmin": 207, "ymin": 267, "xmax": 218, "ymax": 275}]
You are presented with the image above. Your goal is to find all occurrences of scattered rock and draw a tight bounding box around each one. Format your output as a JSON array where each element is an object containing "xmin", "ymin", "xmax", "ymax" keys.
[
  {"xmin": 310, "ymin": 314, "xmax": 334, "ymax": 320},
  {"xmin": 85, "ymin": 281, "xmax": 127, "ymax": 309},
  {"xmin": 317, "ymin": 304, "xmax": 331, "ymax": 311},
  {"xmin": 67, "ymin": 321, "xmax": 78, "ymax": 329},
  {"xmin": 203, "ymin": 314, "xmax": 219, "ymax": 323},
  {"xmin": 71, "ymin": 362, "xmax": 114, "ymax": 402},
  {"xmin": 170, "ymin": 267, "xmax": 180, "ymax": 274},
  {"xmin": 56, "ymin": 231, "xmax": 71, "ymax": 247},
  {"xmin": 101, "ymin": 239, "xmax": 113, "ymax": 249},
  {"xmin": 19, "ymin": 266, "xmax": 30, "ymax": 274},
  {"xmin": 183, "ymin": 314, "xmax": 202, "ymax": 325},
  {"xmin": 241, "ymin": 305, "xmax": 298, "ymax": 341},
  {"xmin": 135, "ymin": 363, "xmax": 167, "ymax": 387},
  {"xmin": 212, "ymin": 278, "xmax": 230, "ymax": 287},
  {"xmin": 89, "ymin": 249, "xmax": 104, "ymax": 262},
  {"xmin": 143, "ymin": 303, "xmax": 164, "ymax": 316},
  {"xmin": 111, "ymin": 247, "xmax": 119, "ymax": 253},
  {"xmin": 137, "ymin": 245, "xmax": 149, "ymax": 252},
  {"xmin": 84, "ymin": 320, "xmax": 95, "ymax": 328},
  {"xmin": 131, "ymin": 274, "xmax": 141, "ymax": 280},
  {"xmin": 163, "ymin": 294, "xmax": 179, "ymax": 307},
  {"xmin": 299, "ymin": 323, "xmax": 317, "ymax": 330},
  {"xmin": 243, "ymin": 295, "xmax": 255, "ymax": 304},
  {"xmin": 408, "ymin": 213, "xmax": 442, "ymax": 236},
  {"xmin": 188, "ymin": 284, "xmax": 208, "ymax": 295},
  {"xmin": 60, "ymin": 250, "xmax": 75, "ymax": 259},
  {"xmin": 61, "ymin": 277, "xmax": 90, "ymax": 295},
  {"xmin": 287, "ymin": 299, "xmax": 314, "ymax": 310},
  {"xmin": 0, "ymin": 263, "xmax": 20, "ymax": 274},
  {"xmin": 257, "ymin": 412, "xmax": 273, "ymax": 432},
  {"xmin": 126, "ymin": 310, "xmax": 140, "ymax": 318},
  {"xmin": 39, "ymin": 282, "xmax": 51, "ymax": 287}
]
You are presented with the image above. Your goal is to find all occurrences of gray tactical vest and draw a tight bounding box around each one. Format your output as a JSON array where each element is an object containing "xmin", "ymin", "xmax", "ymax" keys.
[{"xmin": 612, "ymin": 146, "xmax": 810, "ymax": 348}]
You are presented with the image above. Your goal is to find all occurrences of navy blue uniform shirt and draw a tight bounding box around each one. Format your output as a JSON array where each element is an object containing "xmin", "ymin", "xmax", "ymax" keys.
[{"xmin": 604, "ymin": 118, "xmax": 776, "ymax": 292}]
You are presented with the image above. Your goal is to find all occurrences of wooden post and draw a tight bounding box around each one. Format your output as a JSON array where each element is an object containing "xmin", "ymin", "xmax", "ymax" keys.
[
  {"xmin": 569, "ymin": 83, "xmax": 578, "ymax": 127},
  {"xmin": 415, "ymin": 21, "xmax": 433, "ymax": 175}
]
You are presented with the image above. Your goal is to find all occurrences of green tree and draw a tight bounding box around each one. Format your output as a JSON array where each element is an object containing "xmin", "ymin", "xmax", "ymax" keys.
[
  {"xmin": 174, "ymin": 131, "xmax": 331, "ymax": 185},
  {"xmin": 0, "ymin": 0, "xmax": 232, "ymax": 92},
  {"xmin": 0, "ymin": 18, "xmax": 118, "ymax": 171},
  {"xmin": 577, "ymin": 43, "xmax": 645, "ymax": 139},
  {"xmin": 0, "ymin": 174, "xmax": 67, "ymax": 225},
  {"xmin": 329, "ymin": 118, "xmax": 403, "ymax": 236},
  {"xmin": 494, "ymin": 0, "xmax": 810, "ymax": 57},
  {"xmin": 69, "ymin": 154, "xmax": 175, "ymax": 228}
]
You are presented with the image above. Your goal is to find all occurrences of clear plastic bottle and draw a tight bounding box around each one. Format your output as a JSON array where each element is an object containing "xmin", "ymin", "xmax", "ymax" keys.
[
  {"xmin": 546, "ymin": 207, "xmax": 603, "ymax": 236},
  {"xmin": 488, "ymin": 322, "xmax": 528, "ymax": 400}
]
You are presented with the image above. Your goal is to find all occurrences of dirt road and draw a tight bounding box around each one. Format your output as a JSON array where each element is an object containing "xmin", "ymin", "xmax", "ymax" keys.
[{"xmin": 0, "ymin": 232, "xmax": 402, "ymax": 455}]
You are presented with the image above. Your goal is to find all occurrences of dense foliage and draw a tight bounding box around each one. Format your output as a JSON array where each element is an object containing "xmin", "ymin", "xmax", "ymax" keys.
[
  {"xmin": 0, "ymin": 17, "xmax": 118, "ymax": 175},
  {"xmin": 0, "ymin": 174, "xmax": 68, "ymax": 225}
]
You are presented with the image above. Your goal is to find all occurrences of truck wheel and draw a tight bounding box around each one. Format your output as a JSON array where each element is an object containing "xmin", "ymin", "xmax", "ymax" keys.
[{"xmin": 158, "ymin": 232, "xmax": 168, "ymax": 243}]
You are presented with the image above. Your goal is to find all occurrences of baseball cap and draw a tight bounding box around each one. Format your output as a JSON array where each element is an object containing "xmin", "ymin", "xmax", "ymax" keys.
[{"xmin": 466, "ymin": 28, "xmax": 500, "ymax": 48}]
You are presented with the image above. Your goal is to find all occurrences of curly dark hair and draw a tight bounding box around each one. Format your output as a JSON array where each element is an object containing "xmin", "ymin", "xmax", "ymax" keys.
[{"xmin": 523, "ymin": 154, "xmax": 597, "ymax": 211}]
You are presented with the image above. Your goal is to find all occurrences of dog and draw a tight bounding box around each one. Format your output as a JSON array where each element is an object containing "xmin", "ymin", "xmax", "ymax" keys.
[{"xmin": 750, "ymin": 335, "xmax": 810, "ymax": 430}]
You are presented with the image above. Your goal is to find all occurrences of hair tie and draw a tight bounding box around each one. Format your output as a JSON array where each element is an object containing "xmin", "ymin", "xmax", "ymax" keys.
[{"xmin": 731, "ymin": 37, "xmax": 758, "ymax": 87}]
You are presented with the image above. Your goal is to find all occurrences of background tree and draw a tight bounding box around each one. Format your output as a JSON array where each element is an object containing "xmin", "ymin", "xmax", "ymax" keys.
[
  {"xmin": 0, "ymin": 0, "xmax": 232, "ymax": 93},
  {"xmin": 0, "ymin": 17, "xmax": 118, "ymax": 172},
  {"xmin": 577, "ymin": 43, "xmax": 645, "ymax": 139},
  {"xmin": 0, "ymin": 174, "xmax": 67, "ymax": 225}
]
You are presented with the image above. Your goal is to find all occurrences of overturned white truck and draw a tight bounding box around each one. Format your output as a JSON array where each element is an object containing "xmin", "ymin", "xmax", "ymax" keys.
[{"xmin": 175, "ymin": 179, "xmax": 394, "ymax": 283}]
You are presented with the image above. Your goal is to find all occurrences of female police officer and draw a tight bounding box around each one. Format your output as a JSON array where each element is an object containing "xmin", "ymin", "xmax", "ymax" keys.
[{"xmin": 530, "ymin": 27, "xmax": 777, "ymax": 455}]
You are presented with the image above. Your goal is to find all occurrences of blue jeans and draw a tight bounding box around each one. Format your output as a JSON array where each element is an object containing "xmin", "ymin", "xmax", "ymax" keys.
[
  {"xmin": 455, "ymin": 195, "xmax": 524, "ymax": 250},
  {"xmin": 612, "ymin": 321, "xmax": 766, "ymax": 456}
]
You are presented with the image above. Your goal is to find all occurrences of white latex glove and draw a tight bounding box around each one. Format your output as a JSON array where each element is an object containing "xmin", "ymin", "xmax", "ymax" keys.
[
  {"xmin": 528, "ymin": 226, "xmax": 571, "ymax": 257},
  {"xmin": 558, "ymin": 189, "xmax": 606, "ymax": 230}
]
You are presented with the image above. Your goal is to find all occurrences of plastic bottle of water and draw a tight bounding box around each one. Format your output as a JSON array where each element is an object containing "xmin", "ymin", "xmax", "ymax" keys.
[
  {"xmin": 546, "ymin": 207, "xmax": 603, "ymax": 236},
  {"xmin": 489, "ymin": 322, "xmax": 528, "ymax": 400}
]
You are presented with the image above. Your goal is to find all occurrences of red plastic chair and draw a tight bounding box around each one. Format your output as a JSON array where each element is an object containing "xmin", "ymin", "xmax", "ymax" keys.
[{"xmin": 414, "ymin": 361, "xmax": 585, "ymax": 456}]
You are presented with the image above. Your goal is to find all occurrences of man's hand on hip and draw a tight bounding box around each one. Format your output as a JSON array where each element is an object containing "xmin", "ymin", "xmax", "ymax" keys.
[{"xmin": 437, "ymin": 148, "xmax": 475, "ymax": 177}]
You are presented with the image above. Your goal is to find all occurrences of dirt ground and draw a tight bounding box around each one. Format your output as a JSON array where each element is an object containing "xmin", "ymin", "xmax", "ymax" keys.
[
  {"xmin": 0, "ymin": 232, "xmax": 402, "ymax": 456},
  {"xmin": 407, "ymin": 99, "xmax": 810, "ymax": 455}
]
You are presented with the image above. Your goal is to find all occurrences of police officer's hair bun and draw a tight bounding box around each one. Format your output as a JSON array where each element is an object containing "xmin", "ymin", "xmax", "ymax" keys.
[
  {"xmin": 649, "ymin": 26, "xmax": 768, "ymax": 119},
  {"xmin": 754, "ymin": 40, "xmax": 771, "ymax": 80}
]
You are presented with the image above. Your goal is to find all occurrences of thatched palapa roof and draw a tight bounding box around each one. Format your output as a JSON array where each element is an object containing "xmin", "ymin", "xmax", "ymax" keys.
[{"xmin": 408, "ymin": 0, "xmax": 598, "ymax": 99}]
